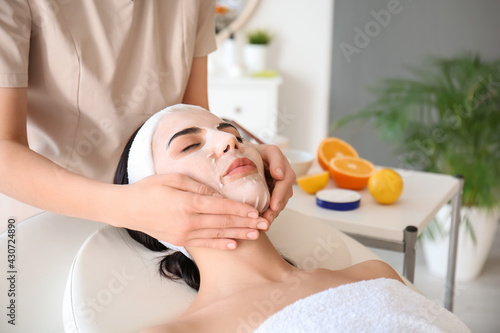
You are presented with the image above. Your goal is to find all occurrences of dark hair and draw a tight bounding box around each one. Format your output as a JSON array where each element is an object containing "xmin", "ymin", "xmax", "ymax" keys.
[{"xmin": 113, "ymin": 127, "xmax": 202, "ymax": 291}]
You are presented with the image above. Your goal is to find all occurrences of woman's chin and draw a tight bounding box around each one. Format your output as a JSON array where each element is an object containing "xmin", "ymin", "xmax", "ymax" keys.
[
  {"xmin": 220, "ymin": 174, "xmax": 270, "ymax": 213},
  {"xmin": 247, "ymin": 195, "xmax": 270, "ymax": 213}
]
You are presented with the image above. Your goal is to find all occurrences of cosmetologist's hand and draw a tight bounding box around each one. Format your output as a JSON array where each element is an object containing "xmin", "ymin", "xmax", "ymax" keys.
[
  {"xmin": 114, "ymin": 173, "xmax": 269, "ymax": 250},
  {"xmin": 255, "ymin": 144, "xmax": 295, "ymax": 223}
]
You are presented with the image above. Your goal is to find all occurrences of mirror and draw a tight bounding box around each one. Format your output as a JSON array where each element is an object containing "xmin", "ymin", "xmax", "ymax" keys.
[{"xmin": 215, "ymin": 0, "xmax": 260, "ymax": 44}]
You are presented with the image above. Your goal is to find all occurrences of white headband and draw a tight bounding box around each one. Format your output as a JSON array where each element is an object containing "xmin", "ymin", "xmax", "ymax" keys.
[{"xmin": 127, "ymin": 104, "xmax": 206, "ymax": 260}]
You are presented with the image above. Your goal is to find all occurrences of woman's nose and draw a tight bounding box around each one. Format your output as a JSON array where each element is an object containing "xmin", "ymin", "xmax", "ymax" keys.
[{"xmin": 213, "ymin": 131, "xmax": 239, "ymax": 157}]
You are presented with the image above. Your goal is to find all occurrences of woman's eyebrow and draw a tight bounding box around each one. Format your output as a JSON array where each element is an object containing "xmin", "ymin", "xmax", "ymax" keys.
[
  {"xmin": 217, "ymin": 122, "xmax": 239, "ymax": 132},
  {"xmin": 168, "ymin": 127, "xmax": 201, "ymax": 147}
]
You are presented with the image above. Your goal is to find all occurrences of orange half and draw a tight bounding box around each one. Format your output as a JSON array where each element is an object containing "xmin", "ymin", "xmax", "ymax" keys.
[
  {"xmin": 317, "ymin": 138, "xmax": 359, "ymax": 171},
  {"xmin": 328, "ymin": 156, "xmax": 375, "ymax": 190}
]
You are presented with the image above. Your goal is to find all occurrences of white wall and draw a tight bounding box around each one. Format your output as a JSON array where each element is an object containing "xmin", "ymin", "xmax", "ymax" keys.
[
  {"xmin": 240, "ymin": 0, "xmax": 334, "ymax": 153},
  {"xmin": 330, "ymin": 0, "xmax": 500, "ymax": 167}
]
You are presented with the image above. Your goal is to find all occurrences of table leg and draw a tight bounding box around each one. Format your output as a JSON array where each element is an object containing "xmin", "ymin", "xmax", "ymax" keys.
[
  {"xmin": 444, "ymin": 175, "xmax": 464, "ymax": 312},
  {"xmin": 403, "ymin": 226, "xmax": 418, "ymax": 283}
]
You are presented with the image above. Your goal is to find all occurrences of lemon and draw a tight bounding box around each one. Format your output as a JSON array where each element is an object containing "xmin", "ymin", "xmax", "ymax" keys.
[
  {"xmin": 297, "ymin": 171, "xmax": 330, "ymax": 194},
  {"xmin": 368, "ymin": 168, "xmax": 404, "ymax": 204}
]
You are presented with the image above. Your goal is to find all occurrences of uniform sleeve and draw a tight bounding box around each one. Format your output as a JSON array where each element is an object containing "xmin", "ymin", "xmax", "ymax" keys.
[
  {"xmin": 0, "ymin": 0, "xmax": 31, "ymax": 87},
  {"xmin": 193, "ymin": 0, "xmax": 217, "ymax": 58}
]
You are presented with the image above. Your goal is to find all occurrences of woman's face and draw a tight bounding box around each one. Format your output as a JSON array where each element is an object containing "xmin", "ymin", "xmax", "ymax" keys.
[{"xmin": 152, "ymin": 107, "xmax": 270, "ymax": 212}]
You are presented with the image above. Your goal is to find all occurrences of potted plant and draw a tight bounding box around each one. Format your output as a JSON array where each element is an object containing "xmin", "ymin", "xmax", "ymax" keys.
[
  {"xmin": 336, "ymin": 54, "xmax": 500, "ymax": 281},
  {"xmin": 244, "ymin": 29, "xmax": 272, "ymax": 74}
]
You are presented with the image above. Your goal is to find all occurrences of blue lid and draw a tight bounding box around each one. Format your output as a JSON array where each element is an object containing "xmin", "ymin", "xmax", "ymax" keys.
[{"xmin": 316, "ymin": 189, "xmax": 361, "ymax": 211}]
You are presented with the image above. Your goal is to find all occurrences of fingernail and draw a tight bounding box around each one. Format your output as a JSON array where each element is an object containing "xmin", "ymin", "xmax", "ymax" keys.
[
  {"xmin": 227, "ymin": 243, "xmax": 236, "ymax": 249},
  {"xmin": 213, "ymin": 192, "xmax": 223, "ymax": 198},
  {"xmin": 276, "ymin": 167, "xmax": 284, "ymax": 177},
  {"xmin": 248, "ymin": 211, "xmax": 259, "ymax": 219},
  {"xmin": 247, "ymin": 231, "xmax": 259, "ymax": 239},
  {"xmin": 257, "ymin": 221, "xmax": 268, "ymax": 230},
  {"xmin": 268, "ymin": 213, "xmax": 274, "ymax": 222}
]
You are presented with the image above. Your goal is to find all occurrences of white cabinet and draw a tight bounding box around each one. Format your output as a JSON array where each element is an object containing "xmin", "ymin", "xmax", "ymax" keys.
[{"xmin": 208, "ymin": 76, "xmax": 283, "ymax": 145}]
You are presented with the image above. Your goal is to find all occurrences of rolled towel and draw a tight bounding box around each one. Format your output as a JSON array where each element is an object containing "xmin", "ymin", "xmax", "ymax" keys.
[{"xmin": 254, "ymin": 278, "xmax": 470, "ymax": 333}]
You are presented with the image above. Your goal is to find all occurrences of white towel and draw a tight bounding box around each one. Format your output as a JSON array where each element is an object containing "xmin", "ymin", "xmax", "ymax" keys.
[{"xmin": 254, "ymin": 278, "xmax": 471, "ymax": 333}]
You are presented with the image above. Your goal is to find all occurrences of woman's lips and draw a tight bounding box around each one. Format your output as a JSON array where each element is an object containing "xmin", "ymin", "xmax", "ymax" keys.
[{"xmin": 222, "ymin": 158, "xmax": 258, "ymax": 184}]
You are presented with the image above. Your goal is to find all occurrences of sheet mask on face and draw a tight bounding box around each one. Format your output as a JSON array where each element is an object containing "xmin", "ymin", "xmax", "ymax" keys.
[
  {"xmin": 225, "ymin": 174, "xmax": 269, "ymax": 212},
  {"xmin": 197, "ymin": 125, "xmax": 269, "ymax": 213},
  {"xmin": 127, "ymin": 104, "xmax": 270, "ymax": 259}
]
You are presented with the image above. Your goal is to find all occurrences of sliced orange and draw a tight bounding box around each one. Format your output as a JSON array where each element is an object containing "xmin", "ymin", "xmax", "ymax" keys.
[
  {"xmin": 296, "ymin": 171, "xmax": 330, "ymax": 194},
  {"xmin": 328, "ymin": 156, "xmax": 375, "ymax": 190},
  {"xmin": 317, "ymin": 138, "xmax": 359, "ymax": 171}
]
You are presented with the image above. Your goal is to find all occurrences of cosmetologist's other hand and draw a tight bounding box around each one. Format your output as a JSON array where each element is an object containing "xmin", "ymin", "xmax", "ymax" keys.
[{"xmin": 255, "ymin": 144, "xmax": 295, "ymax": 224}]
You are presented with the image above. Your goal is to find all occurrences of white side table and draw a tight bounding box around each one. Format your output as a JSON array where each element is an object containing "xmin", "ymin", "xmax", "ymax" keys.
[
  {"xmin": 208, "ymin": 76, "xmax": 284, "ymax": 145},
  {"xmin": 286, "ymin": 167, "xmax": 463, "ymax": 311}
]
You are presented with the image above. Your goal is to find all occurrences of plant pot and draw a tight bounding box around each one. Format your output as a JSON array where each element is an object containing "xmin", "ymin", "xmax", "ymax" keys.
[
  {"xmin": 244, "ymin": 44, "xmax": 268, "ymax": 74},
  {"xmin": 421, "ymin": 205, "xmax": 499, "ymax": 282}
]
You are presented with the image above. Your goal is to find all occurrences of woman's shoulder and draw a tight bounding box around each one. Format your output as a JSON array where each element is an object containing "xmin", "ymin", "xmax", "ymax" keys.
[
  {"xmin": 353, "ymin": 259, "xmax": 405, "ymax": 283},
  {"xmin": 310, "ymin": 259, "xmax": 405, "ymax": 287}
]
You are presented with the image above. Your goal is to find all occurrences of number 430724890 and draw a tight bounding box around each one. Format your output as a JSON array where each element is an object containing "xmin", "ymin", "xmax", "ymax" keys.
[{"xmin": 7, "ymin": 218, "xmax": 16, "ymax": 270}]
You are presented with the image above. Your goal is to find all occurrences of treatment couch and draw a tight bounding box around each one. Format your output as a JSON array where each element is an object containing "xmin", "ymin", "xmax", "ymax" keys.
[{"xmin": 0, "ymin": 209, "xmax": 414, "ymax": 332}]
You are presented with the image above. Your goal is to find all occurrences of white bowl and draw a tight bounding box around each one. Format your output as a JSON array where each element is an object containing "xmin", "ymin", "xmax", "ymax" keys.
[{"xmin": 282, "ymin": 149, "xmax": 314, "ymax": 178}]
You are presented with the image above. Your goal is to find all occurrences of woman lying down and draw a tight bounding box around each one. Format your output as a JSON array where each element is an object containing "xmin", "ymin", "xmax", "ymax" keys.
[{"xmin": 114, "ymin": 104, "xmax": 470, "ymax": 333}]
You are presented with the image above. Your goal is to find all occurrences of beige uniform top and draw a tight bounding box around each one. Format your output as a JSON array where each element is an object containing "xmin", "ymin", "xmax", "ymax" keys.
[{"xmin": 0, "ymin": 0, "xmax": 216, "ymax": 182}]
